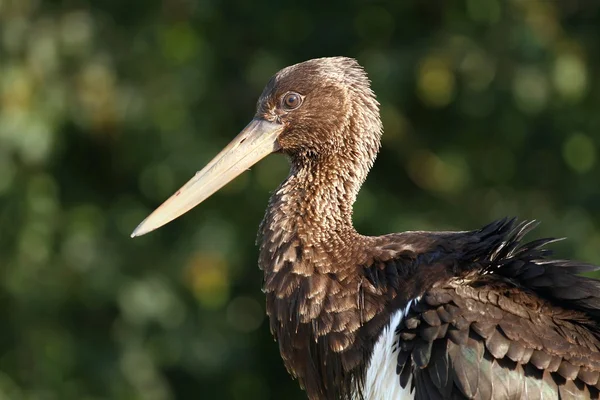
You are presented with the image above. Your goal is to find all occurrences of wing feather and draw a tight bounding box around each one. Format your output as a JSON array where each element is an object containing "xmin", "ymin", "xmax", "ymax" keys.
[
  {"xmin": 394, "ymin": 285, "xmax": 600, "ymax": 399},
  {"xmin": 364, "ymin": 219, "xmax": 600, "ymax": 399}
]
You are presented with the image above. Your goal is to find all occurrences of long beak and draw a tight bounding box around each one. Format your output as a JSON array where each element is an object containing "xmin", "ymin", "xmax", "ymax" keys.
[{"xmin": 131, "ymin": 118, "xmax": 284, "ymax": 237}]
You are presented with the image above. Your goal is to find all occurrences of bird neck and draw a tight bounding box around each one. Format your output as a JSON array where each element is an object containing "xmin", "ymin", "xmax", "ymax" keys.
[
  {"xmin": 258, "ymin": 113, "xmax": 382, "ymax": 399},
  {"xmin": 260, "ymin": 155, "xmax": 366, "ymax": 267},
  {"xmin": 258, "ymin": 155, "xmax": 378, "ymax": 400}
]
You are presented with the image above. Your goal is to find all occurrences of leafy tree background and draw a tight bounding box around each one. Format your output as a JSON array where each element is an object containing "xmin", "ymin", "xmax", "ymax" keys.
[{"xmin": 1, "ymin": 0, "xmax": 599, "ymax": 399}]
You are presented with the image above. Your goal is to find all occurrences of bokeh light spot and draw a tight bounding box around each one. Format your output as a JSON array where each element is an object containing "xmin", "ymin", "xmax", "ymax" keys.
[
  {"xmin": 553, "ymin": 52, "xmax": 587, "ymax": 102},
  {"xmin": 459, "ymin": 50, "xmax": 496, "ymax": 92},
  {"xmin": 60, "ymin": 11, "xmax": 93, "ymax": 54},
  {"xmin": 185, "ymin": 252, "xmax": 230, "ymax": 309},
  {"xmin": 407, "ymin": 150, "xmax": 469, "ymax": 194},
  {"xmin": 119, "ymin": 276, "xmax": 186, "ymax": 328},
  {"xmin": 562, "ymin": 133, "xmax": 596, "ymax": 173},
  {"xmin": 512, "ymin": 67, "xmax": 548, "ymax": 114},
  {"xmin": 417, "ymin": 56, "xmax": 455, "ymax": 108}
]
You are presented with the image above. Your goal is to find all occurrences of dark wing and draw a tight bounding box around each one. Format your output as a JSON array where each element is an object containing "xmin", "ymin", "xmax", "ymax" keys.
[
  {"xmin": 397, "ymin": 283, "xmax": 600, "ymax": 400},
  {"xmin": 360, "ymin": 218, "xmax": 600, "ymax": 400},
  {"xmin": 389, "ymin": 219, "xmax": 600, "ymax": 400}
]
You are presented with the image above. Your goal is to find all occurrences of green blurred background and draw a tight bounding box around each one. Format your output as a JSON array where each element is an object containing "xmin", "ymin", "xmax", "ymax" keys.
[{"xmin": 1, "ymin": 0, "xmax": 599, "ymax": 399}]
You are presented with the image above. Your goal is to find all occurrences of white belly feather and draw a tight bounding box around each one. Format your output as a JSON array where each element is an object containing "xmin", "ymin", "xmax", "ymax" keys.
[{"xmin": 360, "ymin": 299, "xmax": 419, "ymax": 400}]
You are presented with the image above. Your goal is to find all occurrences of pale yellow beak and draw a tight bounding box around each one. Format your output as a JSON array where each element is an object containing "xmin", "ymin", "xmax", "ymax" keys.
[{"xmin": 131, "ymin": 118, "xmax": 284, "ymax": 237}]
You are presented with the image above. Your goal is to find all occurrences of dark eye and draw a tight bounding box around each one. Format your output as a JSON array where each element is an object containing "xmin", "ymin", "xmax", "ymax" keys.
[{"xmin": 282, "ymin": 92, "xmax": 303, "ymax": 110}]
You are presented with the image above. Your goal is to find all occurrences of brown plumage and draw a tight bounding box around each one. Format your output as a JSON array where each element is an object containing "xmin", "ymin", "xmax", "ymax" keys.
[{"xmin": 133, "ymin": 57, "xmax": 600, "ymax": 400}]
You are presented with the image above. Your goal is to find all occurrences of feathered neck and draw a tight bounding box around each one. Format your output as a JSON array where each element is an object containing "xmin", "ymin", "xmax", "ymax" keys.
[
  {"xmin": 257, "ymin": 144, "xmax": 383, "ymax": 400},
  {"xmin": 256, "ymin": 83, "xmax": 385, "ymax": 400}
]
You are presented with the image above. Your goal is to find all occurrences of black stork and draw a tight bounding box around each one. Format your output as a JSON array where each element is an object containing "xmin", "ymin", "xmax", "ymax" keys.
[{"xmin": 132, "ymin": 57, "xmax": 600, "ymax": 400}]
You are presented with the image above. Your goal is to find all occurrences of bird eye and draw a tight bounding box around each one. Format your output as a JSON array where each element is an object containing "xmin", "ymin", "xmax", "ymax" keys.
[{"xmin": 282, "ymin": 92, "xmax": 303, "ymax": 110}]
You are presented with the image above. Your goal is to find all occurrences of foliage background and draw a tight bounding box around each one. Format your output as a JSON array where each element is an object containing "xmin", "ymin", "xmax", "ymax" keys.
[{"xmin": 1, "ymin": 0, "xmax": 599, "ymax": 399}]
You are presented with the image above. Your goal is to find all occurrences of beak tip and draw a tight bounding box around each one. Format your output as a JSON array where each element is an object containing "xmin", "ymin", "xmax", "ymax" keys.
[{"xmin": 130, "ymin": 219, "xmax": 148, "ymax": 238}]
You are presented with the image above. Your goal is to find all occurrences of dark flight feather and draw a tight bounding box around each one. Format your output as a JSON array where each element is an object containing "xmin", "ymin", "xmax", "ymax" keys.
[{"xmin": 362, "ymin": 218, "xmax": 600, "ymax": 400}]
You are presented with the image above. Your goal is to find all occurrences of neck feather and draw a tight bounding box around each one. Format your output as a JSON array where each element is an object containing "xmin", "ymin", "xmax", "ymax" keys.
[
  {"xmin": 257, "ymin": 150, "xmax": 380, "ymax": 400},
  {"xmin": 257, "ymin": 94, "xmax": 384, "ymax": 400}
]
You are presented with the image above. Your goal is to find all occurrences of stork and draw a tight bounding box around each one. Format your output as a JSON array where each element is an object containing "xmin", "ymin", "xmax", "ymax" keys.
[{"xmin": 133, "ymin": 57, "xmax": 600, "ymax": 400}]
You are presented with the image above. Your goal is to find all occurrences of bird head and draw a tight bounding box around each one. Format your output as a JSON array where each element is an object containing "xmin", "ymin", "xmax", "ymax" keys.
[{"xmin": 131, "ymin": 57, "xmax": 381, "ymax": 237}]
